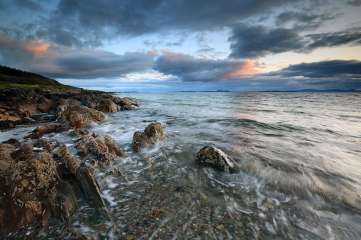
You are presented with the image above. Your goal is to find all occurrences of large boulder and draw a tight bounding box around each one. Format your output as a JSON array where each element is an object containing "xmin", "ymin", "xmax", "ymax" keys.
[
  {"xmin": 132, "ymin": 122, "xmax": 165, "ymax": 152},
  {"xmin": 0, "ymin": 141, "xmax": 110, "ymax": 234},
  {"xmin": 195, "ymin": 146, "xmax": 240, "ymax": 173},
  {"xmin": 75, "ymin": 133, "xmax": 124, "ymax": 166},
  {"xmin": 0, "ymin": 143, "xmax": 59, "ymax": 233},
  {"xmin": 59, "ymin": 105, "xmax": 105, "ymax": 129},
  {"xmin": 95, "ymin": 98, "xmax": 118, "ymax": 113}
]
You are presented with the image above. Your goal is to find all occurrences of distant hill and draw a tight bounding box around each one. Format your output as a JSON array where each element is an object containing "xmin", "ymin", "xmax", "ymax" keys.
[{"xmin": 0, "ymin": 65, "xmax": 78, "ymax": 92}]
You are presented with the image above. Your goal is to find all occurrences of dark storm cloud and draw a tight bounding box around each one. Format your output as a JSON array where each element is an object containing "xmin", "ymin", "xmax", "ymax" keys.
[
  {"xmin": 276, "ymin": 60, "xmax": 361, "ymax": 78},
  {"xmin": 0, "ymin": 35, "xmax": 154, "ymax": 79},
  {"xmin": 276, "ymin": 11, "xmax": 334, "ymax": 30},
  {"xmin": 229, "ymin": 24, "xmax": 361, "ymax": 58},
  {"xmin": 1, "ymin": 0, "xmax": 304, "ymax": 47},
  {"xmin": 229, "ymin": 24, "xmax": 306, "ymax": 58},
  {"xmin": 306, "ymin": 28, "xmax": 361, "ymax": 49},
  {"xmin": 154, "ymin": 52, "xmax": 252, "ymax": 82},
  {"xmin": 47, "ymin": 51, "xmax": 155, "ymax": 79}
]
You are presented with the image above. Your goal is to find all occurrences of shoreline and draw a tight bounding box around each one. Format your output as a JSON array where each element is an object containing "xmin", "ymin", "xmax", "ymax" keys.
[{"xmin": 0, "ymin": 87, "xmax": 164, "ymax": 238}]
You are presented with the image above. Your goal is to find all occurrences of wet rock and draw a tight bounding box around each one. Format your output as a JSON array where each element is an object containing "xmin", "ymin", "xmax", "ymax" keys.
[
  {"xmin": 96, "ymin": 98, "xmax": 119, "ymax": 113},
  {"xmin": 54, "ymin": 145, "xmax": 106, "ymax": 209},
  {"xmin": 132, "ymin": 122, "xmax": 165, "ymax": 152},
  {"xmin": 0, "ymin": 88, "xmax": 138, "ymax": 130},
  {"xmin": 0, "ymin": 143, "xmax": 59, "ymax": 232},
  {"xmin": 27, "ymin": 122, "xmax": 69, "ymax": 138},
  {"xmin": 76, "ymin": 133, "xmax": 124, "ymax": 165},
  {"xmin": 49, "ymin": 181, "xmax": 78, "ymax": 223},
  {"xmin": 54, "ymin": 145, "xmax": 81, "ymax": 176},
  {"xmin": 76, "ymin": 166, "xmax": 106, "ymax": 209},
  {"xmin": 59, "ymin": 105, "xmax": 105, "ymax": 129},
  {"xmin": 10, "ymin": 144, "xmax": 59, "ymax": 206},
  {"xmin": 33, "ymin": 138, "xmax": 58, "ymax": 152},
  {"xmin": 113, "ymin": 97, "xmax": 138, "ymax": 110},
  {"xmin": 195, "ymin": 146, "xmax": 240, "ymax": 173}
]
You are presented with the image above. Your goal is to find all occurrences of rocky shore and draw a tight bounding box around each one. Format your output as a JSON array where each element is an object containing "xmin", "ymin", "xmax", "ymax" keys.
[
  {"xmin": 0, "ymin": 87, "xmax": 166, "ymax": 238},
  {"xmin": 0, "ymin": 86, "xmax": 239, "ymax": 239}
]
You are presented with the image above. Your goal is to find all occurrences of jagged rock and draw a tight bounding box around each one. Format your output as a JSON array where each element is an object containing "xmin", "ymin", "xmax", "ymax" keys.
[
  {"xmin": 54, "ymin": 145, "xmax": 81, "ymax": 176},
  {"xmin": 0, "ymin": 143, "xmax": 59, "ymax": 233},
  {"xmin": 195, "ymin": 146, "xmax": 240, "ymax": 173},
  {"xmin": 76, "ymin": 134, "xmax": 124, "ymax": 165},
  {"xmin": 59, "ymin": 105, "xmax": 105, "ymax": 129},
  {"xmin": 54, "ymin": 145, "xmax": 107, "ymax": 209},
  {"xmin": 10, "ymin": 144, "xmax": 58, "ymax": 206},
  {"xmin": 0, "ymin": 88, "xmax": 138, "ymax": 130},
  {"xmin": 132, "ymin": 122, "xmax": 165, "ymax": 152}
]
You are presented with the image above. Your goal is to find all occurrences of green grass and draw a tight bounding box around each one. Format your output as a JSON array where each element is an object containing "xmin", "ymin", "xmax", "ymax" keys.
[{"xmin": 0, "ymin": 65, "xmax": 79, "ymax": 93}]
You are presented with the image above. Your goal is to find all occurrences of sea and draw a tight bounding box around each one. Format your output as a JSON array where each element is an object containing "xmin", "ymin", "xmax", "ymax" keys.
[{"xmin": 2, "ymin": 92, "xmax": 361, "ymax": 239}]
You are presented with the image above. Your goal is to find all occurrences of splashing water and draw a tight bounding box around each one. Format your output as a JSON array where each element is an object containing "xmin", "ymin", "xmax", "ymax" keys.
[{"xmin": 2, "ymin": 92, "xmax": 361, "ymax": 239}]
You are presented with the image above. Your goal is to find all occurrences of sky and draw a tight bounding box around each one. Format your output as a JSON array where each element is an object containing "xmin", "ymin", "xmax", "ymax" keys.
[{"xmin": 0, "ymin": 0, "xmax": 361, "ymax": 92}]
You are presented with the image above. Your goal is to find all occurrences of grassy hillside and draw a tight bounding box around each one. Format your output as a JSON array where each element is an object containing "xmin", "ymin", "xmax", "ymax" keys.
[{"xmin": 0, "ymin": 65, "xmax": 78, "ymax": 92}]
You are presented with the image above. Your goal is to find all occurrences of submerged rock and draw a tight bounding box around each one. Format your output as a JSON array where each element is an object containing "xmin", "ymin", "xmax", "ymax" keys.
[
  {"xmin": 132, "ymin": 122, "xmax": 165, "ymax": 152},
  {"xmin": 195, "ymin": 146, "xmax": 240, "ymax": 173}
]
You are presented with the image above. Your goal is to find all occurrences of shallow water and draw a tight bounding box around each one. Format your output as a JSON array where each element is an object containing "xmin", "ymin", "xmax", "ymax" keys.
[{"xmin": 2, "ymin": 92, "xmax": 361, "ymax": 239}]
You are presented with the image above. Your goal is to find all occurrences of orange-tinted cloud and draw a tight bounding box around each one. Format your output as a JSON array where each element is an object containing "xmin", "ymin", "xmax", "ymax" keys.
[
  {"xmin": 0, "ymin": 34, "xmax": 49, "ymax": 57},
  {"xmin": 224, "ymin": 59, "xmax": 260, "ymax": 78},
  {"xmin": 23, "ymin": 41, "xmax": 50, "ymax": 56}
]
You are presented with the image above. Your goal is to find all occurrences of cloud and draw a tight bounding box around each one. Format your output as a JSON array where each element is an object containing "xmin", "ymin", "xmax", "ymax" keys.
[
  {"xmin": 229, "ymin": 24, "xmax": 361, "ymax": 58},
  {"xmin": 154, "ymin": 51, "xmax": 259, "ymax": 82},
  {"xmin": 0, "ymin": 35, "xmax": 154, "ymax": 79},
  {"xmin": 306, "ymin": 28, "xmax": 361, "ymax": 49},
  {"xmin": 275, "ymin": 60, "xmax": 361, "ymax": 79},
  {"xmin": 1, "ymin": 0, "xmax": 305, "ymax": 47},
  {"xmin": 347, "ymin": 0, "xmax": 361, "ymax": 6},
  {"xmin": 276, "ymin": 11, "xmax": 335, "ymax": 30},
  {"xmin": 229, "ymin": 24, "xmax": 306, "ymax": 58}
]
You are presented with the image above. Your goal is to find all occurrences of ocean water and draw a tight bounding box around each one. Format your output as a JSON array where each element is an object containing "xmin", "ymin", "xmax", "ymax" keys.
[{"xmin": 2, "ymin": 92, "xmax": 361, "ymax": 239}]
